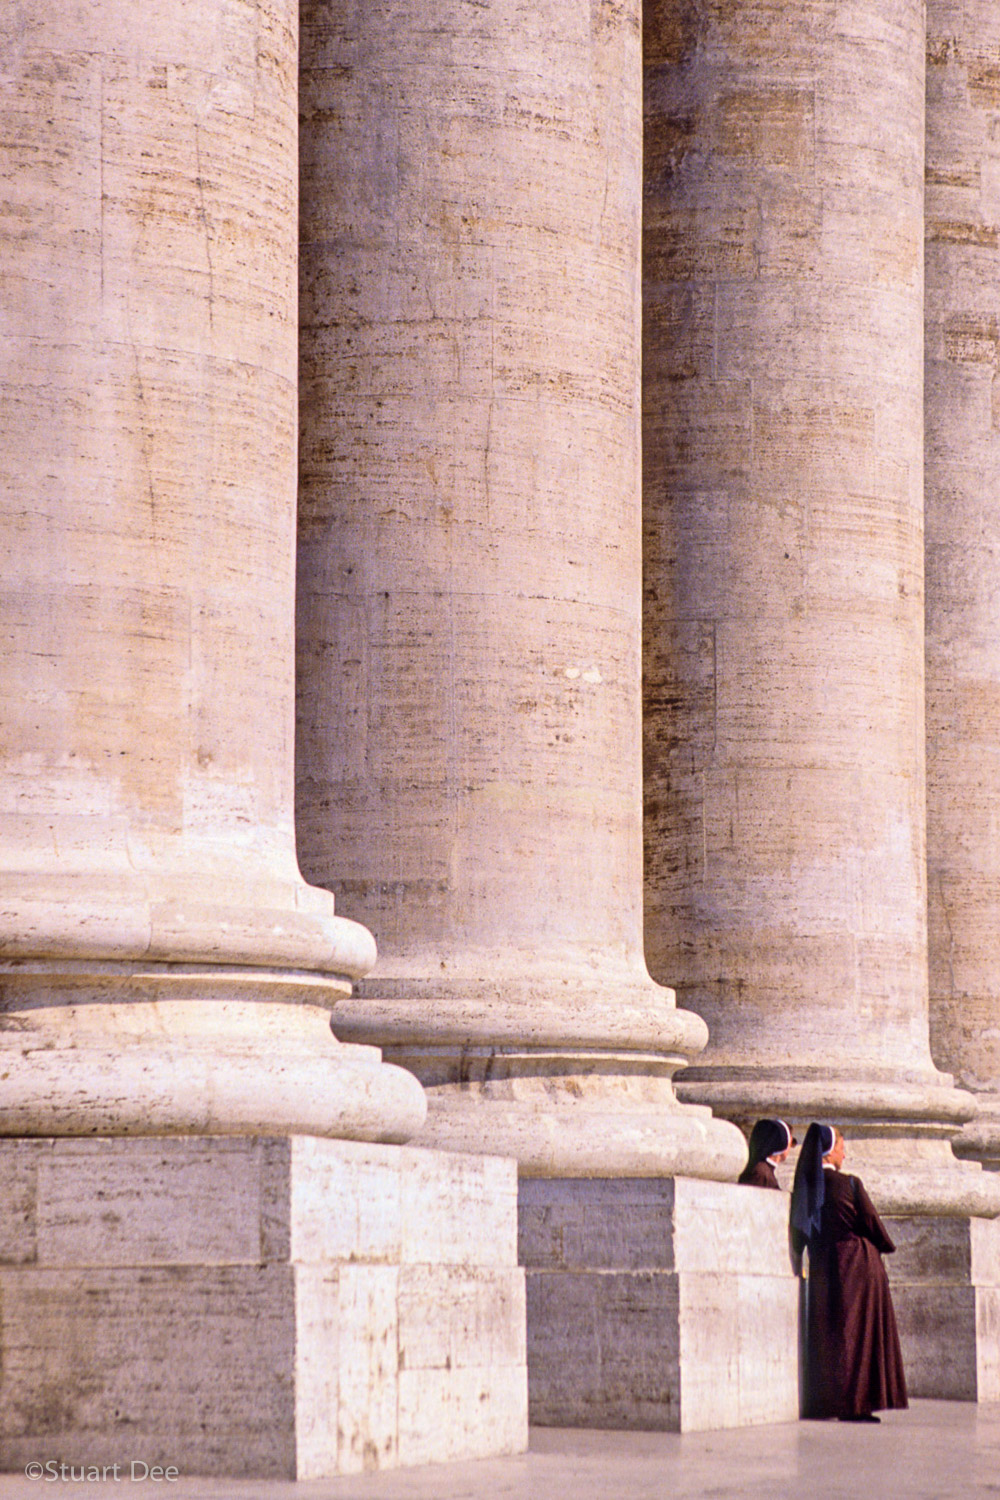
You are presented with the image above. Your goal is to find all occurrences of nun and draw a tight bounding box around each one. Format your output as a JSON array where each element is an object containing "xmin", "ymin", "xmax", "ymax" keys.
[
  {"xmin": 790, "ymin": 1122, "xmax": 908, "ymax": 1423},
  {"xmin": 738, "ymin": 1118, "xmax": 796, "ymax": 1189}
]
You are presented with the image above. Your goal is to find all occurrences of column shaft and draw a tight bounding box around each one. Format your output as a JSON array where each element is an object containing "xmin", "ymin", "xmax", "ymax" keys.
[
  {"xmin": 297, "ymin": 0, "xmax": 743, "ymax": 1179},
  {"xmin": 925, "ymin": 0, "xmax": 1000, "ymax": 1170}
]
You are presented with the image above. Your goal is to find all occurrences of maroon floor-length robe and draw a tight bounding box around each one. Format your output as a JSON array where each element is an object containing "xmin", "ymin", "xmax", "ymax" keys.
[{"xmin": 803, "ymin": 1168, "xmax": 908, "ymax": 1418}]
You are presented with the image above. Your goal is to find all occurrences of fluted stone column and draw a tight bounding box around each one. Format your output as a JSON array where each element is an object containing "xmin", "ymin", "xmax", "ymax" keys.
[
  {"xmin": 0, "ymin": 0, "xmax": 423, "ymax": 1142},
  {"xmin": 925, "ymin": 1, "xmax": 1000, "ymax": 1172},
  {"xmin": 642, "ymin": 0, "xmax": 998, "ymax": 1216},
  {"xmin": 296, "ymin": 0, "xmax": 743, "ymax": 1182}
]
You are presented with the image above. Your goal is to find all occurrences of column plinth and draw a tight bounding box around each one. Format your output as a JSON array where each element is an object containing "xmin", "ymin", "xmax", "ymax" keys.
[{"xmin": 0, "ymin": 1138, "xmax": 527, "ymax": 1476}]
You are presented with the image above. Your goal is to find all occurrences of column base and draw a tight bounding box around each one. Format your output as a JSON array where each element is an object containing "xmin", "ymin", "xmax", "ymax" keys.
[
  {"xmin": 952, "ymin": 1095, "xmax": 1000, "ymax": 1171},
  {"xmin": 677, "ymin": 1066, "xmax": 1000, "ymax": 1215},
  {"xmin": 0, "ymin": 1136, "xmax": 528, "ymax": 1479},
  {"xmin": 886, "ymin": 1214, "xmax": 1000, "ymax": 1402},
  {"xmin": 0, "ymin": 963, "xmax": 426, "ymax": 1143},
  {"xmin": 519, "ymin": 1177, "xmax": 799, "ymax": 1431},
  {"xmin": 334, "ymin": 977, "xmax": 748, "ymax": 1178},
  {"xmin": 412, "ymin": 1067, "xmax": 748, "ymax": 1178}
]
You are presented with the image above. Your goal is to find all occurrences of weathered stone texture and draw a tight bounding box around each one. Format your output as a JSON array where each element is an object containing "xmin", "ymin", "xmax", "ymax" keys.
[
  {"xmin": 520, "ymin": 1177, "xmax": 798, "ymax": 1430},
  {"xmin": 644, "ymin": 0, "xmax": 928, "ymax": 1079},
  {"xmin": 925, "ymin": 0, "xmax": 1000, "ymax": 1168},
  {"xmin": 296, "ymin": 0, "xmax": 648, "ymax": 973},
  {"xmin": 0, "ymin": 1138, "xmax": 528, "ymax": 1478},
  {"xmin": 887, "ymin": 1214, "xmax": 1000, "ymax": 1402},
  {"xmin": 0, "ymin": 0, "xmax": 430, "ymax": 1145},
  {"xmin": 641, "ymin": 0, "xmax": 996, "ymax": 1214},
  {"xmin": 295, "ymin": 0, "xmax": 744, "ymax": 1180},
  {"xmin": 0, "ymin": 0, "xmax": 313, "ymax": 951}
]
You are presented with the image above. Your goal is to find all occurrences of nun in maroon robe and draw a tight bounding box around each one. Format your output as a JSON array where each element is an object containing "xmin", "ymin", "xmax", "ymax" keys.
[
  {"xmin": 791, "ymin": 1123, "xmax": 908, "ymax": 1422},
  {"xmin": 738, "ymin": 1118, "xmax": 796, "ymax": 1189}
]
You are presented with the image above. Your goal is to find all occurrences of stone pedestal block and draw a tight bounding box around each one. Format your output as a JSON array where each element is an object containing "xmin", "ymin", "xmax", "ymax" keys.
[
  {"xmin": 886, "ymin": 1213, "xmax": 1000, "ymax": 1403},
  {"xmin": 520, "ymin": 1178, "xmax": 798, "ymax": 1432},
  {"xmin": 0, "ymin": 1138, "xmax": 527, "ymax": 1479}
]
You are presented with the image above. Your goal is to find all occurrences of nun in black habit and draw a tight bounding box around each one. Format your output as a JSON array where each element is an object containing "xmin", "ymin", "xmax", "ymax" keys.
[
  {"xmin": 738, "ymin": 1118, "xmax": 796, "ymax": 1189},
  {"xmin": 791, "ymin": 1122, "xmax": 908, "ymax": 1422}
]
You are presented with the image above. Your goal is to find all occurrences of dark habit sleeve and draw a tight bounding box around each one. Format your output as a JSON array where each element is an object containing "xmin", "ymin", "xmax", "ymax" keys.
[{"xmin": 853, "ymin": 1176, "xmax": 896, "ymax": 1254}]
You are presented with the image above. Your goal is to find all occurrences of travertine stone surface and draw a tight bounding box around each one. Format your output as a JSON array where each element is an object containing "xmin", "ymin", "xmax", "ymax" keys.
[
  {"xmin": 0, "ymin": 1137, "xmax": 528, "ymax": 1478},
  {"xmin": 642, "ymin": 0, "xmax": 996, "ymax": 1213},
  {"xmin": 296, "ymin": 0, "xmax": 743, "ymax": 1179},
  {"xmin": 887, "ymin": 1214, "xmax": 1000, "ymax": 1402},
  {"xmin": 925, "ymin": 1, "xmax": 1000, "ymax": 1171},
  {"xmin": 520, "ymin": 1177, "xmax": 798, "ymax": 1430},
  {"xmin": 0, "ymin": 0, "xmax": 421, "ymax": 1140}
]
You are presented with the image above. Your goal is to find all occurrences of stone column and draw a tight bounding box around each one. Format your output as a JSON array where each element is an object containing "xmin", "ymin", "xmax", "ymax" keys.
[
  {"xmin": 925, "ymin": 1, "xmax": 1000, "ymax": 1172},
  {"xmin": 0, "ymin": 0, "xmax": 423, "ymax": 1142},
  {"xmin": 296, "ymin": 0, "xmax": 744, "ymax": 1183},
  {"xmin": 642, "ymin": 0, "xmax": 998, "ymax": 1216},
  {"xmin": 0, "ymin": 5, "xmax": 534, "ymax": 1475}
]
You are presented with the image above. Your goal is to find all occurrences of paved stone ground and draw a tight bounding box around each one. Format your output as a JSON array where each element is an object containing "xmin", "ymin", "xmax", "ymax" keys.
[{"xmin": 0, "ymin": 1402, "xmax": 998, "ymax": 1500}]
